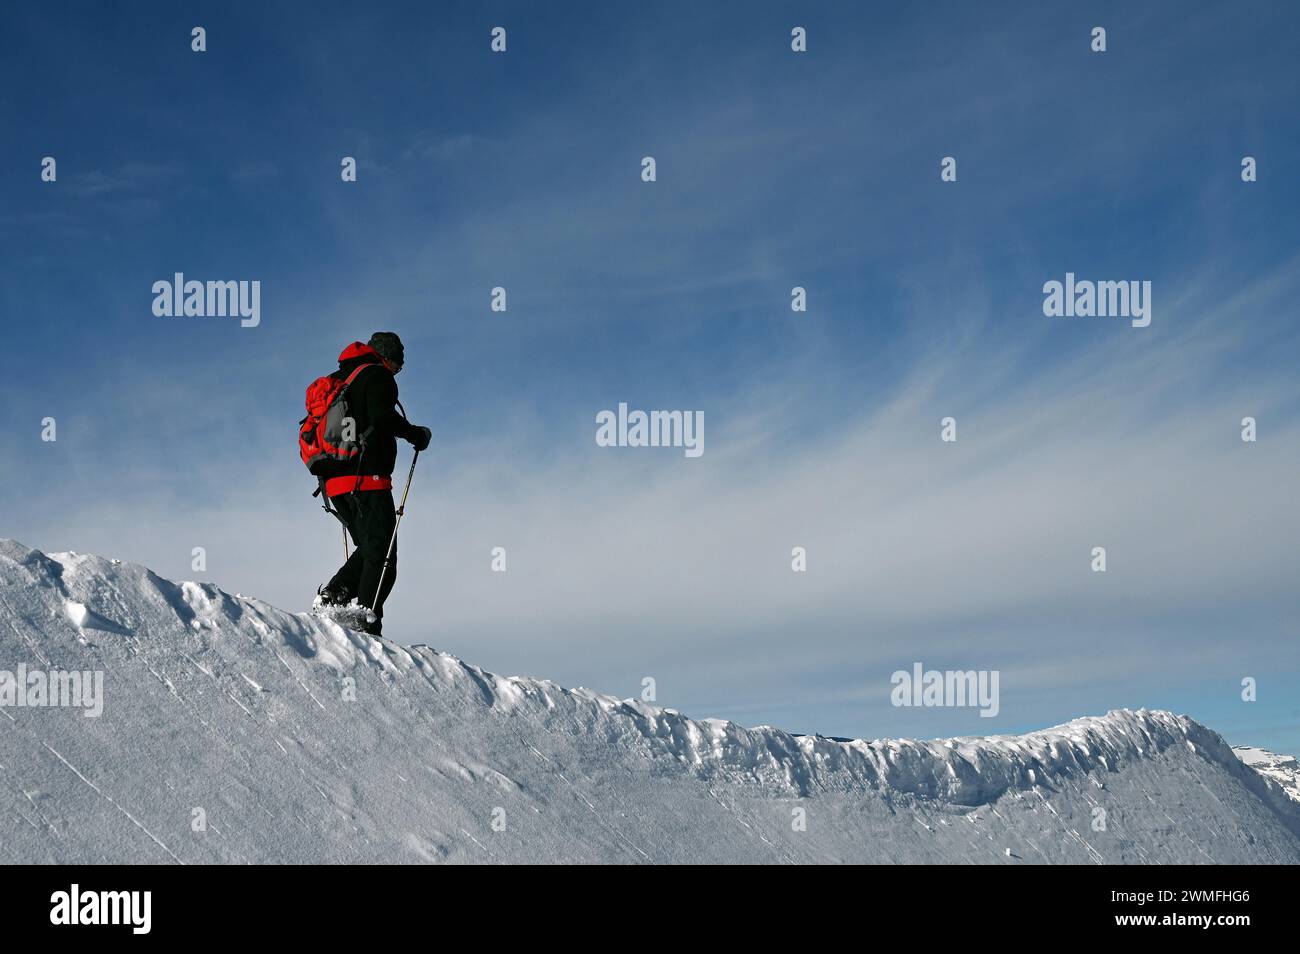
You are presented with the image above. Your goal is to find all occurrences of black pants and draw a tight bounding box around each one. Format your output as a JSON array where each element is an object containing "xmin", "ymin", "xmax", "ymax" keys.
[{"xmin": 327, "ymin": 489, "xmax": 397, "ymax": 632}]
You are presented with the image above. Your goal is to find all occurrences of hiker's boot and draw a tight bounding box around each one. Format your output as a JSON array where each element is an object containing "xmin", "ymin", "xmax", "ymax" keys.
[{"xmin": 316, "ymin": 582, "xmax": 351, "ymax": 606}]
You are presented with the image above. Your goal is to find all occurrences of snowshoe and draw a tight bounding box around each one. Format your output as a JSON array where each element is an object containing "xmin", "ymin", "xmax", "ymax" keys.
[
  {"xmin": 316, "ymin": 582, "xmax": 351, "ymax": 606},
  {"xmin": 310, "ymin": 596, "xmax": 377, "ymax": 633}
]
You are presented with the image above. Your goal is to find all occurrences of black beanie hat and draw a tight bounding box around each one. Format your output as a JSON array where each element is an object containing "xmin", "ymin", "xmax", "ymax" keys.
[{"xmin": 368, "ymin": 331, "xmax": 404, "ymax": 368}]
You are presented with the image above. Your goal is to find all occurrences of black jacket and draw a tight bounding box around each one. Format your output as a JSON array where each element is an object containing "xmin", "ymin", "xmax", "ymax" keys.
[{"xmin": 318, "ymin": 342, "xmax": 420, "ymax": 479}]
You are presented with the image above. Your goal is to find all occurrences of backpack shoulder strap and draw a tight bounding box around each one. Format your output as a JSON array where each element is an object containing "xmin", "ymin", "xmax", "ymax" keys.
[{"xmin": 340, "ymin": 362, "xmax": 377, "ymax": 388}]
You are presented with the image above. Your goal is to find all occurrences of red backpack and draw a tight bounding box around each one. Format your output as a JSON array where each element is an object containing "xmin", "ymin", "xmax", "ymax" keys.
[{"xmin": 298, "ymin": 362, "xmax": 374, "ymax": 474}]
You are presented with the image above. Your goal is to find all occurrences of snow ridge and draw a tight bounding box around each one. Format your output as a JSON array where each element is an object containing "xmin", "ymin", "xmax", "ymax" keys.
[
  {"xmin": 0, "ymin": 539, "xmax": 1285, "ymax": 808},
  {"xmin": 2, "ymin": 538, "xmax": 1298, "ymax": 864}
]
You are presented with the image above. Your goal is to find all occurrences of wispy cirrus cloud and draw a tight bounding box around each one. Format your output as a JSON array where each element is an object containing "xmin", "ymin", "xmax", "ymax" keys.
[{"xmin": 63, "ymin": 161, "xmax": 183, "ymax": 198}]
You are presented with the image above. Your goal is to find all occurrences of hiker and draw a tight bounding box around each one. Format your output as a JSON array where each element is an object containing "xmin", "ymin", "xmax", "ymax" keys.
[{"xmin": 306, "ymin": 332, "xmax": 430, "ymax": 635}]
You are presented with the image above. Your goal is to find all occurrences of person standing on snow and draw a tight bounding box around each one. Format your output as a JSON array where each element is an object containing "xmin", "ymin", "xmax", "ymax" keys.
[{"xmin": 314, "ymin": 332, "xmax": 430, "ymax": 635}]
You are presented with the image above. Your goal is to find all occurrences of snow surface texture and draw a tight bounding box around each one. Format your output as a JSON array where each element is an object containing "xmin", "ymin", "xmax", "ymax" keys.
[
  {"xmin": 1234, "ymin": 747, "xmax": 1300, "ymax": 804},
  {"xmin": 1, "ymin": 539, "xmax": 1297, "ymax": 864}
]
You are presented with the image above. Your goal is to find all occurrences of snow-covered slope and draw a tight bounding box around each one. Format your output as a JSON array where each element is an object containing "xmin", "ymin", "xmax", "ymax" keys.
[
  {"xmin": 1, "ymin": 539, "xmax": 1296, "ymax": 864},
  {"xmin": 1234, "ymin": 747, "xmax": 1300, "ymax": 804}
]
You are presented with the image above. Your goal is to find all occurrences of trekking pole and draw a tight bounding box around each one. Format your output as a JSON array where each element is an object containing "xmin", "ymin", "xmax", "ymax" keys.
[
  {"xmin": 342, "ymin": 526, "xmax": 350, "ymax": 561},
  {"xmin": 372, "ymin": 450, "xmax": 419, "ymax": 613}
]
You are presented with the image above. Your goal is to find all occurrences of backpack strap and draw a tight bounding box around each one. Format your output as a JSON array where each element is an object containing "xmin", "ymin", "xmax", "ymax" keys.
[
  {"xmin": 344, "ymin": 362, "xmax": 383, "ymax": 444},
  {"xmin": 334, "ymin": 361, "xmax": 382, "ymax": 503},
  {"xmin": 314, "ymin": 477, "xmax": 349, "ymax": 526},
  {"xmin": 341, "ymin": 362, "xmax": 376, "ymax": 388},
  {"xmin": 338, "ymin": 361, "xmax": 379, "ymax": 446}
]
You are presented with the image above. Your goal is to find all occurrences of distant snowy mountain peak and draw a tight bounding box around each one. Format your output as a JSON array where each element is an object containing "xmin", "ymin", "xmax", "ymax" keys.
[
  {"xmin": 1, "ymin": 538, "xmax": 1297, "ymax": 864},
  {"xmin": 1234, "ymin": 746, "xmax": 1300, "ymax": 803}
]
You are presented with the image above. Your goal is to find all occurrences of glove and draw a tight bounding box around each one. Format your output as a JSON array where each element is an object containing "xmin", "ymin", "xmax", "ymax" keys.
[{"xmin": 410, "ymin": 426, "xmax": 432, "ymax": 452}]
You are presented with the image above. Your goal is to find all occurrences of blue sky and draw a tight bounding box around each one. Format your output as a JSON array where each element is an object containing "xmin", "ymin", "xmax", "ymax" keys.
[{"xmin": 3, "ymin": 2, "xmax": 1298, "ymax": 752}]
